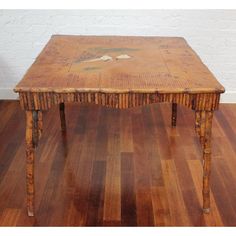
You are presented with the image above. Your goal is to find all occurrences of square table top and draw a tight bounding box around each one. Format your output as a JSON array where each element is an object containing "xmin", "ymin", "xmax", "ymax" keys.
[{"xmin": 14, "ymin": 35, "xmax": 225, "ymax": 94}]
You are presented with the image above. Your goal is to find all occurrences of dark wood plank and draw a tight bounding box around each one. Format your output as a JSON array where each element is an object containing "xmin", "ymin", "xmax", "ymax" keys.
[
  {"xmin": 103, "ymin": 109, "xmax": 121, "ymax": 222},
  {"xmin": 132, "ymin": 111, "xmax": 154, "ymax": 226},
  {"xmin": 86, "ymin": 161, "xmax": 106, "ymax": 226},
  {"xmin": 121, "ymin": 152, "xmax": 137, "ymax": 226}
]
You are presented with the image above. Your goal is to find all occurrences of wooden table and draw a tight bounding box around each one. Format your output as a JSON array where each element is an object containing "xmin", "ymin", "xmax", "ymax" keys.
[{"xmin": 14, "ymin": 35, "xmax": 225, "ymax": 216}]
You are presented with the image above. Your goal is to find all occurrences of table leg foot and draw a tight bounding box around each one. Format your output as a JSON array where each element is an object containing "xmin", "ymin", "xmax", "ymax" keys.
[
  {"xmin": 59, "ymin": 103, "xmax": 66, "ymax": 132},
  {"xmin": 171, "ymin": 103, "xmax": 177, "ymax": 127},
  {"xmin": 203, "ymin": 208, "xmax": 210, "ymax": 214},
  {"xmin": 27, "ymin": 205, "xmax": 34, "ymax": 217}
]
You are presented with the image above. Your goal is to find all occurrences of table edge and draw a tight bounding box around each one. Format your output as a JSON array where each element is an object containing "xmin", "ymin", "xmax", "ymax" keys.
[{"xmin": 14, "ymin": 87, "xmax": 225, "ymax": 94}]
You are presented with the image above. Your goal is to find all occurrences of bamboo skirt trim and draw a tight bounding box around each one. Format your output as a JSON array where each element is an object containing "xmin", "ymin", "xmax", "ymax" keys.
[{"xmin": 19, "ymin": 92, "xmax": 221, "ymax": 111}]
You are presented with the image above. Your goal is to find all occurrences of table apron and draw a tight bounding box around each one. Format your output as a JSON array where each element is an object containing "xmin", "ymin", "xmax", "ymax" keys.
[{"xmin": 18, "ymin": 92, "xmax": 221, "ymax": 111}]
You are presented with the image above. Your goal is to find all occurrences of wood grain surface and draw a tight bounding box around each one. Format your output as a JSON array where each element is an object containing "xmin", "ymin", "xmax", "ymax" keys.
[
  {"xmin": 0, "ymin": 101, "xmax": 235, "ymax": 226},
  {"xmin": 14, "ymin": 35, "xmax": 224, "ymax": 94}
]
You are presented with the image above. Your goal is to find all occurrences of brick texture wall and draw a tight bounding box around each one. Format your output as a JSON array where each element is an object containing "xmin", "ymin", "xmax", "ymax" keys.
[{"xmin": 0, "ymin": 10, "xmax": 235, "ymax": 102}]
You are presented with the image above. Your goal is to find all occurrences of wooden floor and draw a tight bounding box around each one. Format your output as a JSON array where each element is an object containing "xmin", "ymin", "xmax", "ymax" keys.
[{"xmin": 0, "ymin": 100, "xmax": 236, "ymax": 226}]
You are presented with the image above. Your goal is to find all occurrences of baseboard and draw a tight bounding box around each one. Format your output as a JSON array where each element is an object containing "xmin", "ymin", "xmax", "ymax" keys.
[{"xmin": 0, "ymin": 88, "xmax": 235, "ymax": 103}]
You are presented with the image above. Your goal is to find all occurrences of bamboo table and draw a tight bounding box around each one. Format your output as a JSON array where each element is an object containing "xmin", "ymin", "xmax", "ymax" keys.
[{"xmin": 14, "ymin": 35, "xmax": 225, "ymax": 216}]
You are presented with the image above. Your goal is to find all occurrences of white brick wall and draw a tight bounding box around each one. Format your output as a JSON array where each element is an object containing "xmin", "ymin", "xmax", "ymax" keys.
[{"xmin": 0, "ymin": 10, "xmax": 236, "ymax": 102}]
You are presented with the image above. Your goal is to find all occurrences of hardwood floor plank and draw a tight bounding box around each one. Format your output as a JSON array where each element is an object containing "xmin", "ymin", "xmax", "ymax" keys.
[
  {"xmin": 103, "ymin": 109, "xmax": 121, "ymax": 222},
  {"xmin": 161, "ymin": 159, "xmax": 191, "ymax": 226},
  {"xmin": 69, "ymin": 105, "xmax": 100, "ymax": 226},
  {"xmin": 86, "ymin": 161, "xmax": 106, "ymax": 226},
  {"xmin": 36, "ymin": 143, "xmax": 66, "ymax": 225},
  {"xmin": 143, "ymin": 106, "xmax": 164, "ymax": 187},
  {"xmin": 94, "ymin": 107, "xmax": 108, "ymax": 161},
  {"xmin": 151, "ymin": 186, "xmax": 171, "ymax": 226},
  {"xmin": 172, "ymin": 148, "xmax": 202, "ymax": 226},
  {"xmin": 151, "ymin": 104, "xmax": 172, "ymax": 160},
  {"xmin": 121, "ymin": 152, "xmax": 137, "ymax": 226},
  {"xmin": 216, "ymin": 109, "xmax": 236, "ymax": 155},
  {"xmin": 120, "ymin": 110, "xmax": 134, "ymax": 153},
  {"xmin": 0, "ymin": 208, "xmax": 21, "ymax": 226},
  {"xmin": 215, "ymin": 160, "xmax": 236, "ymax": 220},
  {"xmin": 188, "ymin": 160, "xmax": 224, "ymax": 226},
  {"xmin": 132, "ymin": 112, "xmax": 154, "ymax": 226},
  {"xmin": 211, "ymin": 161, "xmax": 236, "ymax": 226}
]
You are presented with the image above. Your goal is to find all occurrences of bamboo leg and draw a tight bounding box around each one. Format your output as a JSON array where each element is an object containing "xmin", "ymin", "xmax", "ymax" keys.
[
  {"xmin": 59, "ymin": 103, "xmax": 66, "ymax": 132},
  {"xmin": 171, "ymin": 103, "xmax": 177, "ymax": 127},
  {"xmin": 25, "ymin": 111, "xmax": 38, "ymax": 216},
  {"xmin": 202, "ymin": 111, "xmax": 213, "ymax": 213},
  {"xmin": 199, "ymin": 111, "xmax": 206, "ymax": 148},
  {"xmin": 38, "ymin": 111, "xmax": 43, "ymax": 139},
  {"xmin": 195, "ymin": 111, "xmax": 201, "ymax": 137}
]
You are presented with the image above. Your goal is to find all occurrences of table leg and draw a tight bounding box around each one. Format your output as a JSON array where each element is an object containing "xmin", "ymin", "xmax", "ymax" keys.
[
  {"xmin": 59, "ymin": 103, "xmax": 66, "ymax": 132},
  {"xmin": 199, "ymin": 111, "xmax": 206, "ymax": 148},
  {"xmin": 201, "ymin": 111, "xmax": 213, "ymax": 213},
  {"xmin": 195, "ymin": 111, "xmax": 201, "ymax": 137},
  {"xmin": 38, "ymin": 111, "xmax": 43, "ymax": 139},
  {"xmin": 25, "ymin": 111, "xmax": 39, "ymax": 216},
  {"xmin": 171, "ymin": 103, "xmax": 177, "ymax": 127}
]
